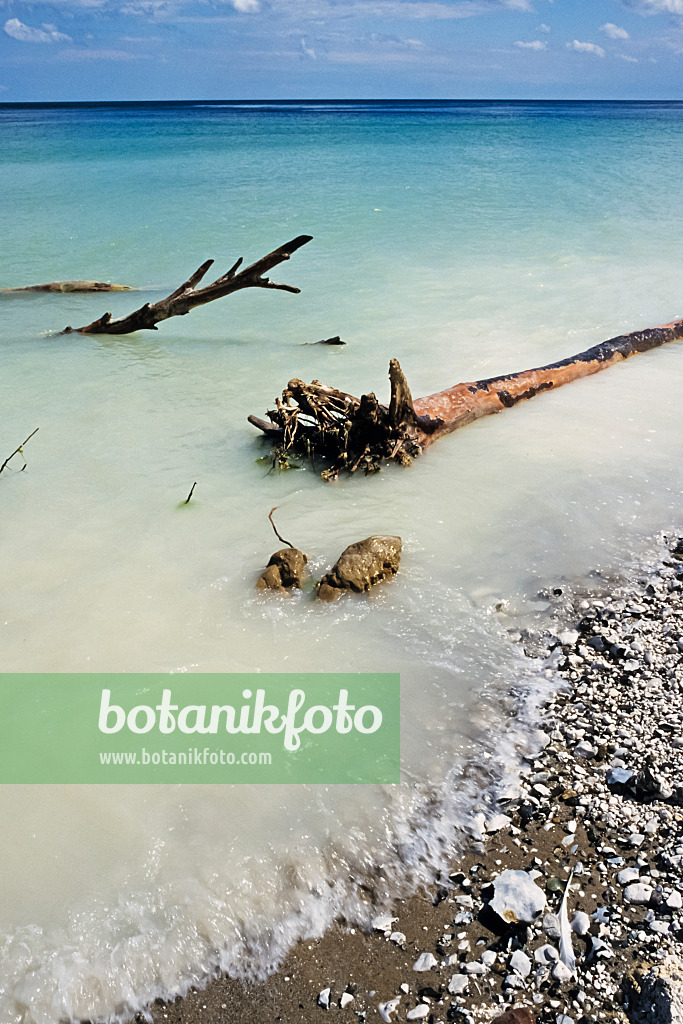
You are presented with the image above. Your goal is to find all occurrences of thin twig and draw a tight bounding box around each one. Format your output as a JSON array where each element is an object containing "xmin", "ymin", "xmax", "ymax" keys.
[
  {"xmin": 184, "ymin": 481, "xmax": 197, "ymax": 504},
  {"xmin": 268, "ymin": 506, "xmax": 294, "ymax": 549},
  {"xmin": 0, "ymin": 428, "xmax": 39, "ymax": 476}
]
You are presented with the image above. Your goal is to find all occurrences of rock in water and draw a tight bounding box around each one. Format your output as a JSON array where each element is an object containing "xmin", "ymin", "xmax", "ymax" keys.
[
  {"xmin": 317, "ymin": 536, "xmax": 402, "ymax": 601},
  {"xmin": 256, "ymin": 548, "xmax": 307, "ymax": 592},
  {"xmin": 489, "ymin": 869, "xmax": 547, "ymax": 925}
]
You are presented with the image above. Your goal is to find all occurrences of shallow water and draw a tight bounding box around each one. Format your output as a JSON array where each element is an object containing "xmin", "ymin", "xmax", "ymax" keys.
[{"xmin": 1, "ymin": 100, "xmax": 683, "ymax": 1023}]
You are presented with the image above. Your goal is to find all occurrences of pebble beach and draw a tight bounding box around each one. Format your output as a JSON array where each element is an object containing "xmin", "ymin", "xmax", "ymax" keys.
[{"xmin": 141, "ymin": 532, "xmax": 683, "ymax": 1024}]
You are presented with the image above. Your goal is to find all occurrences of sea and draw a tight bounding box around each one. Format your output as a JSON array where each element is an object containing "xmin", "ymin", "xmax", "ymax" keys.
[{"xmin": 1, "ymin": 99, "xmax": 683, "ymax": 1024}]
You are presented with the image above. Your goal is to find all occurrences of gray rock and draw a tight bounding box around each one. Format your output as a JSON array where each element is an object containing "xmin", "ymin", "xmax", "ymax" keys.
[
  {"xmin": 574, "ymin": 741, "xmax": 598, "ymax": 758},
  {"xmin": 543, "ymin": 912, "xmax": 562, "ymax": 938},
  {"xmin": 627, "ymin": 955, "xmax": 683, "ymax": 1023},
  {"xmin": 317, "ymin": 536, "xmax": 401, "ymax": 600},
  {"xmin": 490, "ymin": 869, "xmax": 547, "ymax": 925}
]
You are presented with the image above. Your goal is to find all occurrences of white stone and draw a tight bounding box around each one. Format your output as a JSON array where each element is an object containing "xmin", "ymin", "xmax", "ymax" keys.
[
  {"xmin": 390, "ymin": 932, "xmax": 406, "ymax": 946},
  {"xmin": 412, "ymin": 952, "xmax": 437, "ymax": 972},
  {"xmin": 485, "ymin": 813, "xmax": 512, "ymax": 833},
  {"xmin": 465, "ymin": 961, "xmax": 485, "ymax": 974},
  {"xmin": 624, "ymin": 883, "xmax": 654, "ymax": 905},
  {"xmin": 552, "ymin": 961, "xmax": 574, "ymax": 984},
  {"xmin": 571, "ymin": 911, "xmax": 590, "ymax": 936},
  {"xmin": 490, "ymin": 869, "xmax": 547, "ymax": 925},
  {"xmin": 574, "ymin": 741, "xmax": 597, "ymax": 758},
  {"xmin": 378, "ymin": 997, "xmax": 401, "ymax": 1023},
  {"xmin": 629, "ymin": 833, "xmax": 646, "ymax": 847},
  {"xmin": 666, "ymin": 890, "xmax": 683, "ymax": 910},
  {"xmin": 406, "ymin": 1006, "xmax": 429, "ymax": 1021},
  {"xmin": 340, "ymin": 993, "xmax": 354, "ymax": 1008},
  {"xmin": 618, "ymin": 867, "xmax": 640, "ymax": 885},
  {"xmin": 447, "ymin": 975, "xmax": 469, "ymax": 996},
  {"xmin": 318, "ymin": 988, "xmax": 331, "ymax": 1010},
  {"xmin": 504, "ymin": 975, "xmax": 525, "ymax": 990},
  {"xmin": 535, "ymin": 943, "xmax": 559, "ymax": 963},
  {"xmin": 559, "ymin": 630, "xmax": 579, "ymax": 646},
  {"xmin": 481, "ymin": 950, "xmax": 497, "ymax": 967},
  {"xmin": 372, "ymin": 914, "xmax": 398, "ymax": 933},
  {"xmin": 510, "ymin": 949, "xmax": 532, "ymax": 978}
]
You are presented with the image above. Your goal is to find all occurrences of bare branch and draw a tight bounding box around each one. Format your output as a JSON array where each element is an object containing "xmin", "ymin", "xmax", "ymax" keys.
[
  {"xmin": 268, "ymin": 507, "xmax": 295, "ymax": 549},
  {"xmin": 63, "ymin": 235, "xmax": 313, "ymax": 335},
  {"xmin": 0, "ymin": 428, "xmax": 39, "ymax": 476}
]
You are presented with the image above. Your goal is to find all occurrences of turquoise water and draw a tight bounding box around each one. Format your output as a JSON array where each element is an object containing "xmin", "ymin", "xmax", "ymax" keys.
[{"xmin": 2, "ymin": 100, "xmax": 683, "ymax": 1023}]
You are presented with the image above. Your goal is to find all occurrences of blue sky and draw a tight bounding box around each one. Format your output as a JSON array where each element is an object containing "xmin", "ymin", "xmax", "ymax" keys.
[{"xmin": 1, "ymin": 0, "xmax": 683, "ymax": 101}]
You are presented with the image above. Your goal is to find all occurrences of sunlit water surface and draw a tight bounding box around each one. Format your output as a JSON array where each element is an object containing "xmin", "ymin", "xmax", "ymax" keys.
[{"xmin": 1, "ymin": 100, "xmax": 683, "ymax": 1023}]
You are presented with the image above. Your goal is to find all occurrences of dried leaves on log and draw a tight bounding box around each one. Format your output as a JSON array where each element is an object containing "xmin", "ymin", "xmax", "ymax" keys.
[
  {"xmin": 62, "ymin": 235, "xmax": 313, "ymax": 335},
  {"xmin": 249, "ymin": 314, "xmax": 683, "ymax": 481}
]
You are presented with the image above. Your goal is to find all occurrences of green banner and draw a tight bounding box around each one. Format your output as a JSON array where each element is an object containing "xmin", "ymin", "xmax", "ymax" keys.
[{"xmin": 0, "ymin": 673, "xmax": 400, "ymax": 784}]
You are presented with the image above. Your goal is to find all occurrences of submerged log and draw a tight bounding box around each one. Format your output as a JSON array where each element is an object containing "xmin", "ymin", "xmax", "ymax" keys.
[
  {"xmin": 249, "ymin": 314, "xmax": 683, "ymax": 480},
  {"xmin": 1, "ymin": 281, "xmax": 132, "ymax": 293},
  {"xmin": 62, "ymin": 235, "xmax": 313, "ymax": 335}
]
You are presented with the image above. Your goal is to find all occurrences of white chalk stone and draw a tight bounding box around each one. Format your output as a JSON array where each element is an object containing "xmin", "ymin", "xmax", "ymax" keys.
[
  {"xmin": 510, "ymin": 949, "xmax": 532, "ymax": 978},
  {"xmin": 571, "ymin": 911, "xmax": 591, "ymax": 936},
  {"xmin": 624, "ymin": 883, "xmax": 654, "ymax": 905},
  {"xmin": 412, "ymin": 952, "xmax": 437, "ymax": 972},
  {"xmin": 448, "ymin": 974, "xmax": 469, "ymax": 996},
  {"xmin": 406, "ymin": 1006, "xmax": 429, "ymax": 1021},
  {"xmin": 490, "ymin": 869, "xmax": 547, "ymax": 925}
]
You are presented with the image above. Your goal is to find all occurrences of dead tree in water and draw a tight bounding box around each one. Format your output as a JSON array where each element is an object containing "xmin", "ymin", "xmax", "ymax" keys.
[
  {"xmin": 1, "ymin": 281, "xmax": 132, "ymax": 294},
  {"xmin": 249, "ymin": 315, "xmax": 683, "ymax": 481},
  {"xmin": 62, "ymin": 235, "xmax": 313, "ymax": 335}
]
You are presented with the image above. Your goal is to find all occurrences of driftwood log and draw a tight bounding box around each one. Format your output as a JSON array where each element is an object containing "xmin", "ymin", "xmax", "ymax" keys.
[
  {"xmin": 62, "ymin": 236, "xmax": 312, "ymax": 335},
  {"xmin": 249, "ymin": 314, "xmax": 683, "ymax": 481},
  {"xmin": 0, "ymin": 281, "xmax": 132, "ymax": 294}
]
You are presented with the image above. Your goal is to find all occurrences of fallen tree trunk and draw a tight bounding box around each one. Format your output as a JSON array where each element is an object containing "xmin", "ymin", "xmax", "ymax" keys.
[
  {"xmin": 249, "ymin": 314, "xmax": 683, "ymax": 480},
  {"xmin": 1, "ymin": 281, "xmax": 132, "ymax": 294},
  {"xmin": 62, "ymin": 235, "xmax": 313, "ymax": 334}
]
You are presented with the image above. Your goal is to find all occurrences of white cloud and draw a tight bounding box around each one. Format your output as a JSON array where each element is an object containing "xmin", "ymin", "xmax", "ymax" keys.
[
  {"xmin": 4, "ymin": 17, "xmax": 71, "ymax": 41},
  {"xmin": 59, "ymin": 46, "xmax": 144, "ymax": 58},
  {"xmin": 600, "ymin": 22, "xmax": 629, "ymax": 38},
  {"xmin": 538, "ymin": 22, "xmax": 550, "ymax": 31},
  {"xmin": 300, "ymin": 35, "xmax": 315, "ymax": 57},
  {"xmin": 618, "ymin": 52, "xmax": 639, "ymax": 60},
  {"xmin": 514, "ymin": 38, "xmax": 547, "ymax": 48},
  {"xmin": 232, "ymin": 0, "xmax": 259, "ymax": 11},
  {"xmin": 567, "ymin": 39, "xmax": 606, "ymax": 56},
  {"xmin": 620, "ymin": 0, "xmax": 683, "ymax": 13}
]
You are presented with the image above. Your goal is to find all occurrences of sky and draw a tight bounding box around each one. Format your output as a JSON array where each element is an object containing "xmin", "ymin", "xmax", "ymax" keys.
[{"xmin": 1, "ymin": 0, "xmax": 683, "ymax": 101}]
